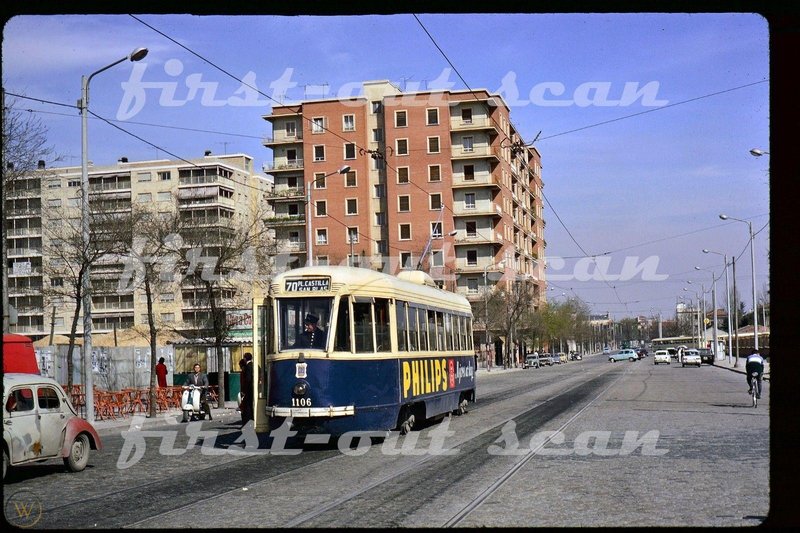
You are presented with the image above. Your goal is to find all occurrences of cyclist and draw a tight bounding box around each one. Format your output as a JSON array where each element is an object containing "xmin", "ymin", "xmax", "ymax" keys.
[{"xmin": 745, "ymin": 349, "xmax": 765, "ymax": 400}]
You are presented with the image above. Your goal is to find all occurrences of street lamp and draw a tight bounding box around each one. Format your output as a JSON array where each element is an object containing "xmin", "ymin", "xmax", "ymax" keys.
[
  {"xmin": 719, "ymin": 214, "xmax": 758, "ymax": 350},
  {"xmin": 416, "ymin": 205, "xmax": 457, "ymax": 271},
  {"xmin": 80, "ymin": 47, "xmax": 148, "ymax": 422},
  {"xmin": 696, "ymin": 266, "xmax": 719, "ymax": 359},
  {"xmin": 749, "ymin": 148, "xmax": 769, "ymax": 157},
  {"xmin": 483, "ymin": 260, "xmax": 504, "ymax": 369},
  {"xmin": 306, "ymin": 165, "xmax": 350, "ymax": 266},
  {"xmin": 704, "ymin": 248, "xmax": 733, "ymax": 364}
]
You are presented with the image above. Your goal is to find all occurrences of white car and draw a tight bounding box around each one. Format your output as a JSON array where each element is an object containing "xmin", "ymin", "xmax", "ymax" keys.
[
  {"xmin": 682, "ymin": 349, "xmax": 702, "ymax": 367},
  {"xmin": 3, "ymin": 374, "xmax": 102, "ymax": 479},
  {"xmin": 653, "ymin": 350, "xmax": 671, "ymax": 365}
]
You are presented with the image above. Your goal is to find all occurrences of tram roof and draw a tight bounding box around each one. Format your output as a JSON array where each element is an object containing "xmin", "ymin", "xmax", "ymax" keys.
[{"xmin": 271, "ymin": 266, "xmax": 472, "ymax": 314}]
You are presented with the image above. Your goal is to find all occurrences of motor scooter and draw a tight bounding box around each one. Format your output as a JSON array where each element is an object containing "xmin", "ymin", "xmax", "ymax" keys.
[{"xmin": 180, "ymin": 384, "xmax": 211, "ymax": 422}]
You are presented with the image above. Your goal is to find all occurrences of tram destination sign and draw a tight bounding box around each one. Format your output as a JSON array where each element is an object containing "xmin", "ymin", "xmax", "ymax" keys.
[{"xmin": 285, "ymin": 278, "xmax": 331, "ymax": 292}]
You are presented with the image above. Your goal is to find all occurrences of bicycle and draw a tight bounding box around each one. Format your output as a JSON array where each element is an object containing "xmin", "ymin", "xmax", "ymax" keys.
[{"xmin": 750, "ymin": 371, "xmax": 761, "ymax": 408}]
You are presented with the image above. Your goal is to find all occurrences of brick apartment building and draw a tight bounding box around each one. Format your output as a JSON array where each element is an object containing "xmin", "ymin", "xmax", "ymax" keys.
[{"xmin": 263, "ymin": 80, "xmax": 546, "ymax": 307}]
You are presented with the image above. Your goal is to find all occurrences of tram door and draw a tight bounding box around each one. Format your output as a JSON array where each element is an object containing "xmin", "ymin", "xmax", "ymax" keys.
[{"xmin": 253, "ymin": 297, "xmax": 273, "ymax": 433}]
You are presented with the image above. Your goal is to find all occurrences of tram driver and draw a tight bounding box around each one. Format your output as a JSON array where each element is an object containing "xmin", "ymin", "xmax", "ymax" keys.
[{"xmin": 294, "ymin": 313, "xmax": 327, "ymax": 349}]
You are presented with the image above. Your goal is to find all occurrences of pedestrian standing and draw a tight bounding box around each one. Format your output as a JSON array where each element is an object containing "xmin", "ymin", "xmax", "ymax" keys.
[
  {"xmin": 240, "ymin": 352, "xmax": 254, "ymax": 424},
  {"xmin": 156, "ymin": 357, "xmax": 168, "ymax": 388}
]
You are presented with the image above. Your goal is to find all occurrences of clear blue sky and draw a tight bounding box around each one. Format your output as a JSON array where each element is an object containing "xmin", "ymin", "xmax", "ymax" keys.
[{"xmin": 2, "ymin": 13, "xmax": 770, "ymax": 321}]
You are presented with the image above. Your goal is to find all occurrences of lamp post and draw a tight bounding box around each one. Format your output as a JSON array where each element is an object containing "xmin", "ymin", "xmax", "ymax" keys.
[
  {"xmin": 483, "ymin": 260, "xmax": 504, "ymax": 370},
  {"xmin": 306, "ymin": 165, "xmax": 350, "ymax": 266},
  {"xmin": 719, "ymin": 214, "xmax": 758, "ymax": 350},
  {"xmin": 696, "ymin": 266, "xmax": 719, "ymax": 359},
  {"xmin": 80, "ymin": 47, "xmax": 148, "ymax": 422},
  {"xmin": 704, "ymin": 248, "xmax": 732, "ymax": 363}
]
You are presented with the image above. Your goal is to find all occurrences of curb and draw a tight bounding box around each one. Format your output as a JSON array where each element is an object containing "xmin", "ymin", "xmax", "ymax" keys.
[{"xmin": 713, "ymin": 362, "xmax": 770, "ymax": 382}]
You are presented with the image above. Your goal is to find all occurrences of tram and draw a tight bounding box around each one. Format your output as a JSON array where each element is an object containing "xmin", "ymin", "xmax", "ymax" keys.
[{"xmin": 252, "ymin": 266, "xmax": 476, "ymax": 436}]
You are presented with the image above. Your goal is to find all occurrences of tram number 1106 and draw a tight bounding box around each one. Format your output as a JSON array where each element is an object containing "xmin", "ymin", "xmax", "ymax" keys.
[{"xmin": 292, "ymin": 397, "xmax": 312, "ymax": 407}]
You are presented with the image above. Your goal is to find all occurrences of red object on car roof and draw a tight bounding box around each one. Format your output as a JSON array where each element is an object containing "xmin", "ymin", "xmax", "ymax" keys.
[{"xmin": 2, "ymin": 334, "xmax": 40, "ymax": 374}]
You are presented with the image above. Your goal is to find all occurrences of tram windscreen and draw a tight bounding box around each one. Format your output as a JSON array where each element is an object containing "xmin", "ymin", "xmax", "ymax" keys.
[{"xmin": 277, "ymin": 297, "xmax": 333, "ymax": 351}]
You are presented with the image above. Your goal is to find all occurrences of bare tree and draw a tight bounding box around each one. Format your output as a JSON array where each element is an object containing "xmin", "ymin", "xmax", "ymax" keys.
[
  {"xmin": 41, "ymin": 204, "xmax": 138, "ymax": 390},
  {"xmin": 486, "ymin": 276, "xmax": 539, "ymax": 368},
  {"xmin": 163, "ymin": 204, "xmax": 273, "ymax": 408},
  {"xmin": 2, "ymin": 93, "xmax": 58, "ymax": 332}
]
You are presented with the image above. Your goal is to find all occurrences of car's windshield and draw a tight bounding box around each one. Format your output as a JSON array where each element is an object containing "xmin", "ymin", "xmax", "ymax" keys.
[{"xmin": 277, "ymin": 297, "xmax": 333, "ymax": 351}]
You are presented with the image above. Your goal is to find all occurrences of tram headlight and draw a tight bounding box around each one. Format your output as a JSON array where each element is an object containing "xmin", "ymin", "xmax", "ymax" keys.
[{"xmin": 292, "ymin": 380, "xmax": 309, "ymax": 396}]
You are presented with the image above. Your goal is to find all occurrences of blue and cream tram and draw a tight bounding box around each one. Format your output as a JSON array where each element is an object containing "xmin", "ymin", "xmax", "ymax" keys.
[{"xmin": 252, "ymin": 266, "xmax": 476, "ymax": 435}]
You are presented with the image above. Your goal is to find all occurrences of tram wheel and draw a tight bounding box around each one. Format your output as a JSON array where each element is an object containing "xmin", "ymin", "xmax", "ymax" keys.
[
  {"xmin": 457, "ymin": 399, "xmax": 469, "ymax": 415},
  {"xmin": 400, "ymin": 414, "xmax": 415, "ymax": 435}
]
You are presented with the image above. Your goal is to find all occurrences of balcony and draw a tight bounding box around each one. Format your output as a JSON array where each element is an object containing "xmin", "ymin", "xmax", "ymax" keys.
[
  {"xmin": 262, "ymin": 133, "xmax": 303, "ymax": 146},
  {"xmin": 452, "ymin": 203, "xmax": 503, "ymax": 218},
  {"xmin": 6, "ymin": 188, "xmax": 42, "ymax": 198},
  {"xmin": 268, "ymin": 187, "xmax": 306, "ymax": 202},
  {"xmin": 452, "ymin": 174, "xmax": 501, "ymax": 189},
  {"xmin": 453, "ymin": 232, "xmax": 503, "ymax": 246},
  {"xmin": 178, "ymin": 173, "xmax": 236, "ymax": 189},
  {"xmin": 449, "ymin": 117, "xmax": 499, "ymax": 134},
  {"xmin": 264, "ymin": 214, "xmax": 306, "ymax": 227},
  {"xmin": 5, "ymin": 208, "xmax": 41, "ymax": 217},
  {"xmin": 454, "ymin": 262, "xmax": 504, "ymax": 274},
  {"xmin": 8, "ymin": 247, "xmax": 43, "ymax": 257},
  {"xmin": 263, "ymin": 160, "xmax": 304, "ymax": 173},
  {"xmin": 451, "ymin": 146, "xmax": 501, "ymax": 161},
  {"xmin": 6, "ymin": 227, "xmax": 43, "ymax": 237}
]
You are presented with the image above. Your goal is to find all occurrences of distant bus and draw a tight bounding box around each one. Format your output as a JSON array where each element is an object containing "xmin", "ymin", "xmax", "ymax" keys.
[{"xmin": 652, "ymin": 332, "xmax": 770, "ymax": 358}]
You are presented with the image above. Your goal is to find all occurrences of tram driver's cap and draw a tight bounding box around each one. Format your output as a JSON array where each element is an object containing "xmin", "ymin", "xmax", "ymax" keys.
[{"xmin": 304, "ymin": 313, "xmax": 319, "ymax": 324}]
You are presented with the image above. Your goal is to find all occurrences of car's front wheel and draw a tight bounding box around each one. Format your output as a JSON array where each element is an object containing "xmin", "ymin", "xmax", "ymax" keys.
[
  {"xmin": 629, "ymin": 357, "xmax": 636, "ymax": 362},
  {"xmin": 64, "ymin": 433, "xmax": 90, "ymax": 472}
]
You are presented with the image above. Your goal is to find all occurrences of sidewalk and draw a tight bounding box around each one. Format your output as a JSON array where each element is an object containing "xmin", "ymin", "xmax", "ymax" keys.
[
  {"xmin": 89, "ymin": 400, "xmax": 241, "ymax": 435},
  {"xmin": 711, "ymin": 355, "xmax": 770, "ymax": 380}
]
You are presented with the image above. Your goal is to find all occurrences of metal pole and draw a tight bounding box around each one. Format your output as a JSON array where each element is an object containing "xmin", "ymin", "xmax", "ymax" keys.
[
  {"xmin": 306, "ymin": 181, "xmax": 313, "ymax": 266},
  {"xmin": 732, "ymin": 256, "xmax": 740, "ymax": 367},
  {"xmin": 748, "ymin": 221, "xmax": 758, "ymax": 351},
  {"xmin": 484, "ymin": 265, "xmax": 489, "ymax": 369},
  {"xmin": 724, "ymin": 255, "xmax": 732, "ymax": 364},
  {"xmin": 711, "ymin": 275, "xmax": 718, "ymax": 360},
  {"xmin": 80, "ymin": 74, "xmax": 95, "ymax": 423}
]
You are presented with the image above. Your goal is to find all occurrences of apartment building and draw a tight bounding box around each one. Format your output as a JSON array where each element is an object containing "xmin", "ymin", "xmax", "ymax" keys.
[
  {"xmin": 4, "ymin": 153, "xmax": 271, "ymax": 338},
  {"xmin": 262, "ymin": 80, "xmax": 545, "ymax": 306}
]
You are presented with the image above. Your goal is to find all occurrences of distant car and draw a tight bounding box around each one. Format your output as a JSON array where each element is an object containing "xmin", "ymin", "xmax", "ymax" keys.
[
  {"xmin": 3, "ymin": 373, "xmax": 102, "ymax": 479},
  {"xmin": 682, "ymin": 349, "xmax": 702, "ymax": 367},
  {"xmin": 539, "ymin": 354, "xmax": 554, "ymax": 366},
  {"xmin": 603, "ymin": 347, "xmax": 611, "ymax": 355},
  {"xmin": 570, "ymin": 352, "xmax": 582, "ymax": 361},
  {"xmin": 556, "ymin": 352, "xmax": 568, "ymax": 364},
  {"xmin": 609, "ymin": 349, "xmax": 638, "ymax": 362},
  {"xmin": 523, "ymin": 354, "xmax": 540, "ymax": 369},
  {"xmin": 653, "ymin": 350, "xmax": 671, "ymax": 365},
  {"xmin": 637, "ymin": 349, "xmax": 648, "ymax": 359},
  {"xmin": 698, "ymin": 348, "xmax": 714, "ymax": 365}
]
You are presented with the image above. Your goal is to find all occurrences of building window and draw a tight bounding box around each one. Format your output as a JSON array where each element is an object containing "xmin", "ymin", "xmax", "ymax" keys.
[
  {"xmin": 400, "ymin": 252, "xmax": 413, "ymax": 269},
  {"xmin": 315, "ymin": 200, "xmax": 327, "ymax": 216},
  {"xmin": 312, "ymin": 117, "xmax": 325, "ymax": 133},
  {"xmin": 137, "ymin": 172, "xmax": 151, "ymax": 182},
  {"xmin": 67, "ymin": 197, "xmax": 80, "ymax": 207},
  {"xmin": 430, "ymin": 193, "xmax": 442, "ymax": 210},
  {"xmin": 159, "ymin": 293, "xmax": 175, "ymax": 302},
  {"xmin": 461, "ymin": 108, "xmax": 473, "ymax": 124},
  {"xmin": 344, "ymin": 143, "xmax": 356, "ymax": 160},
  {"xmin": 462, "ymin": 136, "xmax": 474, "ymax": 153},
  {"xmin": 372, "ymin": 128, "xmax": 383, "ymax": 142},
  {"xmin": 345, "ymin": 171, "xmax": 357, "ymax": 187},
  {"xmin": 288, "ymin": 203, "xmax": 300, "ymax": 216},
  {"xmin": 285, "ymin": 121, "xmax": 297, "ymax": 137},
  {"xmin": 47, "ymin": 198, "xmax": 62, "ymax": 208},
  {"xmin": 398, "ymin": 195, "xmax": 410, "ymax": 212},
  {"xmin": 372, "ymin": 101, "xmax": 382, "ymax": 114},
  {"xmin": 375, "ymin": 212, "xmax": 387, "ymax": 226},
  {"xmin": 313, "ymin": 172, "xmax": 326, "ymax": 189},
  {"xmin": 395, "ymin": 110, "xmax": 407, "ymax": 127},
  {"xmin": 289, "ymin": 231, "xmax": 300, "ymax": 243},
  {"xmin": 431, "ymin": 221, "xmax": 442, "ymax": 239},
  {"xmin": 373, "ymin": 184, "xmax": 385, "ymax": 198},
  {"xmin": 346, "ymin": 198, "xmax": 358, "ymax": 215},
  {"xmin": 317, "ymin": 256, "xmax": 329, "ymax": 266},
  {"xmin": 466, "ymin": 221, "xmax": 477, "ymax": 237},
  {"xmin": 67, "ymin": 179, "xmax": 80, "ymax": 187},
  {"xmin": 431, "ymin": 249, "xmax": 443, "ymax": 267},
  {"xmin": 137, "ymin": 193, "xmax": 152, "ymax": 203},
  {"xmin": 429, "ymin": 165, "xmax": 441, "ymax": 182},
  {"xmin": 313, "ymin": 145, "xmax": 325, "ymax": 161},
  {"xmin": 158, "ymin": 171, "xmax": 171, "ymax": 181},
  {"xmin": 347, "ymin": 227, "xmax": 359, "ymax": 244},
  {"xmin": 399, "ymin": 224, "xmax": 412, "ymax": 240},
  {"xmin": 396, "ymin": 139, "xmax": 408, "ymax": 156},
  {"xmin": 157, "ymin": 191, "xmax": 172, "ymax": 202},
  {"xmin": 467, "ymin": 250, "xmax": 478, "ymax": 266},
  {"xmin": 467, "ymin": 278, "xmax": 479, "ymax": 294},
  {"xmin": 397, "ymin": 167, "xmax": 409, "ymax": 184},
  {"xmin": 376, "ymin": 240, "xmax": 388, "ymax": 254},
  {"xmin": 316, "ymin": 228, "xmax": 328, "ymax": 245},
  {"xmin": 427, "ymin": 137, "xmax": 440, "ymax": 154},
  {"xmin": 50, "ymin": 277, "xmax": 63, "ymax": 287},
  {"xmin": 465, "ymin": 193, "xmax": 476, "ymax": 209},
  {"xmin": 161, "ymin": 313, "xmax": 175, "ymax": 323},
  {"xmin": 343, "ymin": 114, "xmax": 355, "ymax": 131},
  {"xmin": 464, "ymin": 164, "xmax": 475, "ymax": 181},
  {"xmin": 427, "ymin": 108, "xmax": 439, "ymax": 125}
]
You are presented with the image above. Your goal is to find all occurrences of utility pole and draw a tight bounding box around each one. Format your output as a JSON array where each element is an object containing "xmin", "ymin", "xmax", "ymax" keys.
[{"xmin": 732, "ymin": 256, "xmax": 740, "ymax": 367}]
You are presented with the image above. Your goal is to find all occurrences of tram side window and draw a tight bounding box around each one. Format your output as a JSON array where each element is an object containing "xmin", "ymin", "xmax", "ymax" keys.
[
  {"xmin": 396, "ymin": 301, "xmax": 408, "ymax": 351},
  {"xmin": 444, "ymin": 313, "xmax": 454, "ymax": 351},
  {"xmin": 375, "ymin": 298, "xmax": 391, "ymax": 352},
  {"xmin": 334, "ymin": 297, "xmax": 351, "ymax": 352},
  {"xmin": 466, "ymin": 317, "xmax": 473, "ymax": 351},
  {"xmin": 418, "ymin": 307, "xmax": 429, "ymax": 351},
  {"xmin": 354, "ymin": 301, "xmax": 375, "ymax": 353},
  {"xmin": 454, "ymin": 315, "xmax": 462, "ymax": 351},
  {"xmin": 435, "ymin": 311, "xmax": 445, "ymax": 351},
  {"xmin": 408, "ymin": 305, "xmax": 420, "ymax": 351},
  {"xmin": 427, "ymin": 310, "xmax": 438, "ymax": 351}
]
